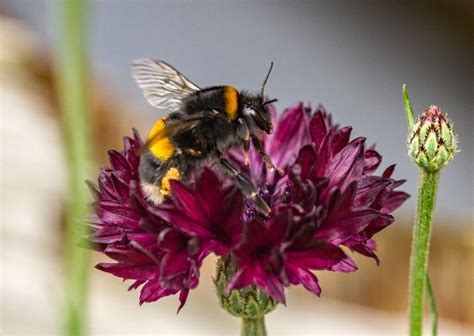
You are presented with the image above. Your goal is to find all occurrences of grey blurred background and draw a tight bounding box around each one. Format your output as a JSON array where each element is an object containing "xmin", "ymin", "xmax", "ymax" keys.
[{"xmin": 6, "ymin": 0, "xmax": 473, "ymax": 223}]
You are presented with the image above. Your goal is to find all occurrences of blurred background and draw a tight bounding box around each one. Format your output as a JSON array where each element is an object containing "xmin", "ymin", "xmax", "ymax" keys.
[{"xmin": 1, "ymin": 0, "xmax": 472, "ymax": 335}]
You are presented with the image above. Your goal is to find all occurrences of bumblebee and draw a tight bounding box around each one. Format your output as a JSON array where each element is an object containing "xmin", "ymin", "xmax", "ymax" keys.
[{"xmin": 132, "ymin": 59, "xmax": 281, "ymax": 215}]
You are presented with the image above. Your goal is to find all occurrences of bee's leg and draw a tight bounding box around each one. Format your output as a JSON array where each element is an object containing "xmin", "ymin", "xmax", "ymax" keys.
[
  {"xmin": 237, "ymin": 118, "xmax": 251, "ymax": 166},
  {"xmin": 217, "ymin": 157, "xmax": 271, "ymax": 216},
  {"xmin": 251, "ymin": 137, "xmax": 284, "ymax": 175},
  {"xmin": 243, "ymin": 139, "xmax": 250, "ymax": 166}
]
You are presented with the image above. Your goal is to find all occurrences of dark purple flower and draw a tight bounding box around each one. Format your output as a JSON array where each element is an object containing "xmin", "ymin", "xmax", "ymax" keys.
[{"xmin": 87, "ymin": 103, "xmax": 408, "ymax": 309}]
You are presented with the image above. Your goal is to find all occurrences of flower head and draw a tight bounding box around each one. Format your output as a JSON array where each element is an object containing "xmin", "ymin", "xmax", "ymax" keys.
[
  {"xmin": 407, "ymin": 105, "xmax": 457, "ymax": 171},
  {"xmin": 87, "ymin": 103, "xmax": 408, "ymax": 310}
]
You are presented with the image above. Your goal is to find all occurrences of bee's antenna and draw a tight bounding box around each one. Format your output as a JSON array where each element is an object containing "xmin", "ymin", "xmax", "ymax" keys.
[
  {"xmin": 259, "ymin": 61, "xmax": 274, "ymax": 98},
  {"xmin": 263, "ymin": 98, "xmax": 278, "ymax": 106}
]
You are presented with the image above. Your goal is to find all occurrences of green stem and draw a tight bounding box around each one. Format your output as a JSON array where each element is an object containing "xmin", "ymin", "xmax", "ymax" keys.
[
  {"xmin": 408, "ymin": 170, "xmax": 440, "ymax": 336},
  {"xmin": 241, "ymin": 317, "xmax": 267, "ymax": 336},
  {"xmin": 57, "ymin": 0, "xmax": 92, "ymax": 335},
  {"xmin": 426, "ymin": 273, "xmax": 438, "ymax": 336}
]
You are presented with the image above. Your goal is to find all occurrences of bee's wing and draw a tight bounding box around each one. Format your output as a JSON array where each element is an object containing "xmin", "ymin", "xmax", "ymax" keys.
[{"xmin": 132, "ymin": 59, "xmax": 200, "ymax": 112}]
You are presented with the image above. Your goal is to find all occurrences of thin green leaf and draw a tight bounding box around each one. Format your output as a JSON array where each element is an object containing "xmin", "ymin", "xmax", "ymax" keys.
[
  {"xmin": 402, "ymin": 84, "xmax": 416, "ymax": 132},
  {"xmin": 426, "ymin": 273, "xmax": 438, "ymax": 336}
]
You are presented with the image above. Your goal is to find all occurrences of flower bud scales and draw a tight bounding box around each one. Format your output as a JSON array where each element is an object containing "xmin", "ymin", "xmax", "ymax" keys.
[{"xmin": 408, "ymin": 105, "xmax": 457, "ymax": 171}]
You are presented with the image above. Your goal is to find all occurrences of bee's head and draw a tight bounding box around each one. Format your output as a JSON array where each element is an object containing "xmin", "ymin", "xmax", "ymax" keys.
[{"xmin": 241, "ymin": 62, "xmax": 277, "ymax": 134}]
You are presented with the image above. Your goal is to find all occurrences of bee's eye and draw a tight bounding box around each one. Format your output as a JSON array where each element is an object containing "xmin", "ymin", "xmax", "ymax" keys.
[{"xmin": 243, "ymin": 105, "xmax": 256, "ymax": 117}]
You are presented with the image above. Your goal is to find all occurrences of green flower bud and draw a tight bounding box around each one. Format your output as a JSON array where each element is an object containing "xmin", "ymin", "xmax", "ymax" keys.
[
  {"xmin": 407, "ymin": 105, "xmax": 457, "ymax": 171},
  {"xmin": 214, "ymin": 258, "xmax": 277, "ymax": 319}
]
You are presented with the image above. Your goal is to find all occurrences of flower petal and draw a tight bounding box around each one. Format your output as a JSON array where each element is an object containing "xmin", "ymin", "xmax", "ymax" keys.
[
  {"xmin": 354, "ymin": 176, "xmax": 391, "ymax": 208},
  {"xmin": 325, "ymin": 137, "xmax": 365, "ymax": 191},
  {"xmin": 331, "ymin": 126, "xmax": 352, "ymax": 154},
  {"xmin": 363, "ymin": 149, "xmax": 382, "ymax": 174},
  {"xmin": 96, "ymin": 263, "xmax": 158, "ymax": 280},
  {"xmin": 286, "ymin": 243, "xmax": 347, "ymax": 270},
  {"xmin": 285, "ymin": 263, "xmax": 322, "ymax": 296},
  {"xmin": 309, "ymin": 110, "xmax": 328, "ymax": 148},
  {"xmin": 139, "ymin": 280, "xmax": 177, "ymax": 305},
  {"xmin": 380, "ymin": 191, "xmax": 410, "ymax": 213},
  {"xmin": 267, "ymin": 103, "xmax": 310, "ymax": 168},
  {"xmin": 331, "ymin": 256, "xmax": 358, "ymax": 272},
  {"xmin": 345, "ymin": 239, "xmax": 380, "ymax": 265},
  {"xmin": 316, "ymin": 209, "xmax": 380, "ymax": 241}
]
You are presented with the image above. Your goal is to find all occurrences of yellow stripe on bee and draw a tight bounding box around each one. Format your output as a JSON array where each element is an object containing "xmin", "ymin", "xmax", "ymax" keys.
[
  {"xmin": 160, "ymin": 167, "xmax": 180, "ymax": 196},
  {"xmin": 149, "ymin": 118, "xmax": 175, "ymax": 161},
  {"xmin": 223, "ymin": 86, "xmax": 238, "ymax": 120}
]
